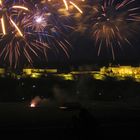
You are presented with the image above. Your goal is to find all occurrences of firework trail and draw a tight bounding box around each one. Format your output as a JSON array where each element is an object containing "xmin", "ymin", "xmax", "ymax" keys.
[
  {"xmin": 0, "ymin": 1, "xmax": 71, "ymax": 68},
  {"xmin": 0, "ymin": 0, "xmax": 30, "ymax": 67},
  {"xmin": 79, "ymin": 0, "xmax": 140, "ymax": 60},
  {"xmin": 45, "ymin": 0, "xmax": 84, "ymax": 14}
]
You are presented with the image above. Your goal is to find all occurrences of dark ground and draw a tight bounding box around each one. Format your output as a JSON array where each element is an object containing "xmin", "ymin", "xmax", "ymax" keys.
[
  {"xmin": 0, "ymin": 77, "xmax": 140, "ymax": 138},
  {"xmin": 0, "ymin": 102, "xmax": 140, "ymax": 138}
]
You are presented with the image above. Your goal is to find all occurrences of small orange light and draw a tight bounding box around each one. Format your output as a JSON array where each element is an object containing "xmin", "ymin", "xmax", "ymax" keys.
[
  {"xmin": 59, "ymin": 106, "xmax": 68, "ymax": 110},
  {"xmin": 30, "ymin": 103, "xmax": 36, "ymax": 108}
]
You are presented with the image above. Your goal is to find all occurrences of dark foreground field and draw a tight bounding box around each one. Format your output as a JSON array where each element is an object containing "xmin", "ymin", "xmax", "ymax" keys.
[
  {"xmin": 0, "ymin": 102, "xmax": 140, "ymax": 138},
  {"xmin": 0, "ymin": 77, "xmax": 140, "ymax": 138}
]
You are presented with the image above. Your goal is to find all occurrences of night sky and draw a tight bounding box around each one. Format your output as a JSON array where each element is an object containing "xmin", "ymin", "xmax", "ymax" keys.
[
  {"xmin": 36, "ymin": 0, "xmax": 140, "ymax": 67},
  {"xmin": 1, "ymin": 0, "xmax": 140, "ymax": 68}
]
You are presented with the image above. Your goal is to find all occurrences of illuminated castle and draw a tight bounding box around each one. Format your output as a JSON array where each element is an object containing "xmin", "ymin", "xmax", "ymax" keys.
[
  {"xmin": 0, "ymin": 66, "xmax": 140, "ymax": 81},
  {"xmin": 100, "ymin": 66, "xmax": 140, "ymax": 81}
]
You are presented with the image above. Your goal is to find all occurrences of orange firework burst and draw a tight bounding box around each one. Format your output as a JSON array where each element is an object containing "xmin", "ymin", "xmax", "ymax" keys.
[{"xmin": 79, "ymin": 0, "xmax": 140, "ymax": 60}]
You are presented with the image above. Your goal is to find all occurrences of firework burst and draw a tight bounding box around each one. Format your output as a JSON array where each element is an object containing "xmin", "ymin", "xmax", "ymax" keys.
[
  {"xmin": 23, "ymin": 4, "xmax": 71, "ymax": 58},
  {"xmin": 0, "ymin": 1, "xmax": 71, "ymax": 68},
  {"xmin": 79, "ymin": 0, "xmax": 140, "ymax": 60}
]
